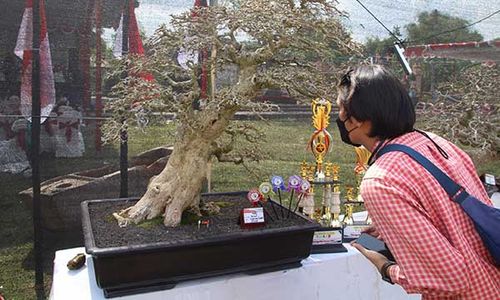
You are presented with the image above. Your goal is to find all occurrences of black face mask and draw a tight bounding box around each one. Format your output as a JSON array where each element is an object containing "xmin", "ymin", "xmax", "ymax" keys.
[{"xmin": 336, "ymin": 117, "xmax": 361, "ymax": 147}]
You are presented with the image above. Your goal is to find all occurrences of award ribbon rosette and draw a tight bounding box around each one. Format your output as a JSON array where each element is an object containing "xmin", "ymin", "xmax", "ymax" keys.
[
  {"xmin": 271, "ymin": 175, "xmax": 286, "ymax": 218},
  {"xmin": 293, "ymin": 180, "xmax": 311, "ymax": 213},
  {"xmin": 241, "ymin": 189, "xmax": 266, "ymax": 228},
  {"xmin": 259, "ymin": 182, "xmax": 280, "ymax": 219},
  {"xmin": 286, "ymin": 175, "xmax": 303, "ymax": 217}
]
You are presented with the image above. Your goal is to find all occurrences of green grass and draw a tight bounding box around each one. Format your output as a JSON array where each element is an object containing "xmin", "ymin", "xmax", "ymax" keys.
[
  {"xmin": 127, "ymin": 119, "xmax": 359, "ymax": 192},
  {"xmin": 0, "ymin": 119, "xmax": 498, "ymax": 300}
]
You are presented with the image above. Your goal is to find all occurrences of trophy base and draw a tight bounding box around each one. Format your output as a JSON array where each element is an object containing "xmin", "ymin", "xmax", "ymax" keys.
[
  {"xmin": 311, "ymin": 227, "xmax": 346, "ymax": 254},
  {"xmin": 311, "ymin": 243, "xmax": 348, "ymax": 254}
]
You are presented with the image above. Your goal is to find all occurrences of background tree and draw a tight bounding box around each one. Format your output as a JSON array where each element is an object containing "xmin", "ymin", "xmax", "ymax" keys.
[
  {"xmin": 418, "ymin": 64, "xmax": 499, "ymax": 159},
  {"xmin": 364, "ymin": 26, "xmax": 402, "ymax": 56},
  {"xmin": 406, "ymin": 9, "xmax": 483, "ymax": 45},
  {"xmin": 105, "ymin": 0, "xmax": 360, "ymax": 227},
  {"xmin": 364, "ymin": 10, "xmax": 484, "ymax": 55}
]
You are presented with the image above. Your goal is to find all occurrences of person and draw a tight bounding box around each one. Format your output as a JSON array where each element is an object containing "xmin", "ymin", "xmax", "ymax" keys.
[{"xmin": 335, "ymin": 65, "xmax": 500, "ymax": 299}]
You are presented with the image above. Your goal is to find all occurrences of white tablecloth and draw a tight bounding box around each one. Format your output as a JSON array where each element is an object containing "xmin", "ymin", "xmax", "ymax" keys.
[{"xmin": 50, "ymin": 244, "xmax": 420, "ymax": 300}]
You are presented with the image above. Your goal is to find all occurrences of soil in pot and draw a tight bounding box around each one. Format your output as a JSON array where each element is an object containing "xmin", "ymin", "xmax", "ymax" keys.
[{"xmin": 89, "ymin": 194, "xmax": 313, "ymax": 249}]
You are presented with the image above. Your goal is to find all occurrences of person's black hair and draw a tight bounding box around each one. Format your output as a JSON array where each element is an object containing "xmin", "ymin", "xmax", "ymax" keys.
[{"xmin": 338, "ymin": 65, "xmax": 415, "ymax": 139}]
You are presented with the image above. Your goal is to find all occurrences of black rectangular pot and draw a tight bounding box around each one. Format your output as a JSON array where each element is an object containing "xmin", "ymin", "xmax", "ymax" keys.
[{"xmin": 82, "ymin": 192, "xmax": 320, "ymax": 298}]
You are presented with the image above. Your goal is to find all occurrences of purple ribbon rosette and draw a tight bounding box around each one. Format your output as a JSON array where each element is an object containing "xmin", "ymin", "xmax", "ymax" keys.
[
  {"xmin": 287, "ymin": 175, "xmax": 303, "ymax": 193},
  {"xmin": 299, "ymin": 180, "xmax": 311, "ymax": 194}
]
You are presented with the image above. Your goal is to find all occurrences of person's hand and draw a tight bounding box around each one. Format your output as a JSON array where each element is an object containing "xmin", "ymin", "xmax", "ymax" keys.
[
  {"xmin": 362, "ymin": 225, "xmax": 381, "ymax": 239},
  {"xmin": 351, "ymin": 241, "xmax": 390, "ymax": 273}
]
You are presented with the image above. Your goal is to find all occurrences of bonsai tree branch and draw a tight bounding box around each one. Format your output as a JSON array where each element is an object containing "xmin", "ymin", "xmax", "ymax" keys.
[{"xmin": 106, "ymin": 0, "xmax": 360, "ymax": 227}]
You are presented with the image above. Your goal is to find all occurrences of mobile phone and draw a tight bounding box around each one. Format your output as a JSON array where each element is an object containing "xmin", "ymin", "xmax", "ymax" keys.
[{"xmin": 355, "ymin": 233, "xmax": 395, "ymax": 261}]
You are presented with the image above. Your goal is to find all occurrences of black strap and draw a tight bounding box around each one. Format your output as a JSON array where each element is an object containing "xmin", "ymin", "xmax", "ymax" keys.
[
  {"xmin": 414, "ymin": 129, "xmax": 449, "ymax": 159},
  {"xmin": 378, "ymin": 144, "xmax": 469, "ymax": 204}
]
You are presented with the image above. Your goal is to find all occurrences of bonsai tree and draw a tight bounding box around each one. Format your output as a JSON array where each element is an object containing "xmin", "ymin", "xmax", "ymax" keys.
[
  {"xmin": 106, "ymin": 0, "xmax": 360, "ymax": 227},
  {"xmin": 418, "ymin": 63, "xmax": 499, "ymax": 159}
]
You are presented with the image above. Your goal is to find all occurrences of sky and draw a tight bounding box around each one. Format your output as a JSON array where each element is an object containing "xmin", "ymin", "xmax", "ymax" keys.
[
  {"xmin": 106, "ymin": 0, "xmax": 500, "ymax": 44},
  {"xmin": 336, "ymin": 0, "xmax": 499, "ymax": 42}
]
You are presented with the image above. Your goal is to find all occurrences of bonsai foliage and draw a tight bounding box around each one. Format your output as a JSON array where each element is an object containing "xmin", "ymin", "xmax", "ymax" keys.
[
  {"xmin": 418, "ymin": 63, "xmax": 499, "ymax": 158},
  {"xmin": 106, "ymin": 0, "xmax": 360, "ymax": 227}
]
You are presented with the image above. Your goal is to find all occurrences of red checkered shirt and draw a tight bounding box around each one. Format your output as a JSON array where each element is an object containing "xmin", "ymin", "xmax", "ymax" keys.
[{"xmin": 361, "ymin": 131, "xmax": 500, "ymax": 300}]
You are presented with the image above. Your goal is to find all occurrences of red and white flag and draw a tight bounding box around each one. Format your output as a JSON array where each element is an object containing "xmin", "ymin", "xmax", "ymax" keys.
[
  {"xmin": 113, "ymin": 1, "xmax": 154, "ymax": 81},
  {"xmin": 14, "ymin": 0, "xmax": 55, "ymax": 123}
]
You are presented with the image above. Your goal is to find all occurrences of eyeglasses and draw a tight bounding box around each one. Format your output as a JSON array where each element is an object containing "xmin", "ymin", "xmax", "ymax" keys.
[{"xmin": 340, "ymin": 69, "xmax": 354, "ymax": 86}]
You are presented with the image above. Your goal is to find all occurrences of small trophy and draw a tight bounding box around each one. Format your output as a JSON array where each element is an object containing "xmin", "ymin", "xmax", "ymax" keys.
[
  {"xmin": 346, "ymin": 186, "xmax": 355, "ymax": 201},
  {"xmin": 332, "ymin": 164, "xmax": 340, "ymax": 193},
  {"xmin": 303, "ymin": 192, "xmax": 315, "ymax": 217},
  {"xmin": 300, "ymin": 161, "xmax": 309, "ymax": 179},
  {"xmin": 354, "ymin": 146, "xmax": 371, "ymax": 202},
  {"xmin": 308, "ymin": 166, "xmax": 315, "ymax": 182},
  {"xmin": 324, "ymin": 162, "xmax": 332, "ymax": 180}
]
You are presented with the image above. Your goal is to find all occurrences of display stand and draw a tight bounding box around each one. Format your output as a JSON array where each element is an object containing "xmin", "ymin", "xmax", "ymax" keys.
[{"xmin": 309, "ymin": 180, "xmax": 347, "ymax": 254}]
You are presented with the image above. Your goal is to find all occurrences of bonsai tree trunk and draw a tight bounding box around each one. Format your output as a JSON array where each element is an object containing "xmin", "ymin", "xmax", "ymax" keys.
[{"xmin": 114, "ymin": 106, "xmax": 238, "ymax": 227}]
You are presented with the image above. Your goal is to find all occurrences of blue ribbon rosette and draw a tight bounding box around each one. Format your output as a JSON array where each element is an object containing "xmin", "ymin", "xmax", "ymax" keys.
[{"xmin": 271, "ymin": 175, "xmax": 286, "ymax": 192}]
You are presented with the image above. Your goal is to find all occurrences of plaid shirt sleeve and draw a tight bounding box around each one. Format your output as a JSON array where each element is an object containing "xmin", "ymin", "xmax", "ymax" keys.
[{"xmin": 362, "ymin": 176, "xmax": 471, "ymax": 297}]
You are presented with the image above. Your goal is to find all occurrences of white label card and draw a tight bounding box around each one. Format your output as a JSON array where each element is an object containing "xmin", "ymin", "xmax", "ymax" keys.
[
  {"xmin": 243, "ymin": 207, "xmax": 265, "ymax": 224},
  {"xmin": 343, "ymin": 225, "xmax": 371, "ymax": 239},
  {"xmin": 313, "ymin": 230, "xmax": 342, "ymax": 245},
  {"xmin": 485, "ymin": 174, "xmax": 496, "ymax": 185}
]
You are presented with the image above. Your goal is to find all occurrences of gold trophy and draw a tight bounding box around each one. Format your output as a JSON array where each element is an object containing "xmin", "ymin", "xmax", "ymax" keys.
[
  {"xmin": 300, "ymin": 161, "xmax": 309, "ymax": 179},
  {"xmin": 346, "ymin": 186, "xmax": 355, "ymax": 201},
  {"xmin": 354, "ymin": 146, "xmax": 371, "ymax": 202},
  {"xmin": 332, "ymin": 164, "xmax": 340, "ymax": 192},
  {"xmin": 330, "ymin": 164, "xmax": 341, "ymax": 224},
  {"xmin": 307, "ymin": 166, "xmax": 315, "ymax": 183},
  {"xmin": 308, "ymin": 98, "xmax": 332, "ymax": 181},
  {"xmin": 342, "ymin": 204, "xmax": 354, "ymax": 225},
  {"xmin": 325, "ymin": 162, "xmax": 332, "ymax": 180}
]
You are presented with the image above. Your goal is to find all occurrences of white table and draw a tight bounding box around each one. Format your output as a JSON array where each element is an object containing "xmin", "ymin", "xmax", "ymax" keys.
[{"xmin": 50, "ymin": 244, "xmax": 420, "ymax": 300}]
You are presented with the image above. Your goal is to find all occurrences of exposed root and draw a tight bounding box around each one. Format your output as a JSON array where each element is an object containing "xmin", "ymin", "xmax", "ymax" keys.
[{"xmin": 113, "ymin": 208, "xmax": 133, "ymax": 228}]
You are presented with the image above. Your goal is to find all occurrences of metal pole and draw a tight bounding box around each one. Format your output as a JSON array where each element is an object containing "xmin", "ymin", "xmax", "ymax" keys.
[
  {"xmin": 120, "ymin": 0, "xmax": 129, "ymax": 198},
  {"xmin": 95, "ymin": 0, "xmax": 103, "ymax": 152},
  {"xmin": 206, "ymin": 0, "xmax": 218, "ymax": 192},
  {"xmin": 31, "ymin": 0, "xmax": 44, "ymax": 298},
  {"xmin": 430, "ymin": 62, "xmax": 436, "ymax": 101}
]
